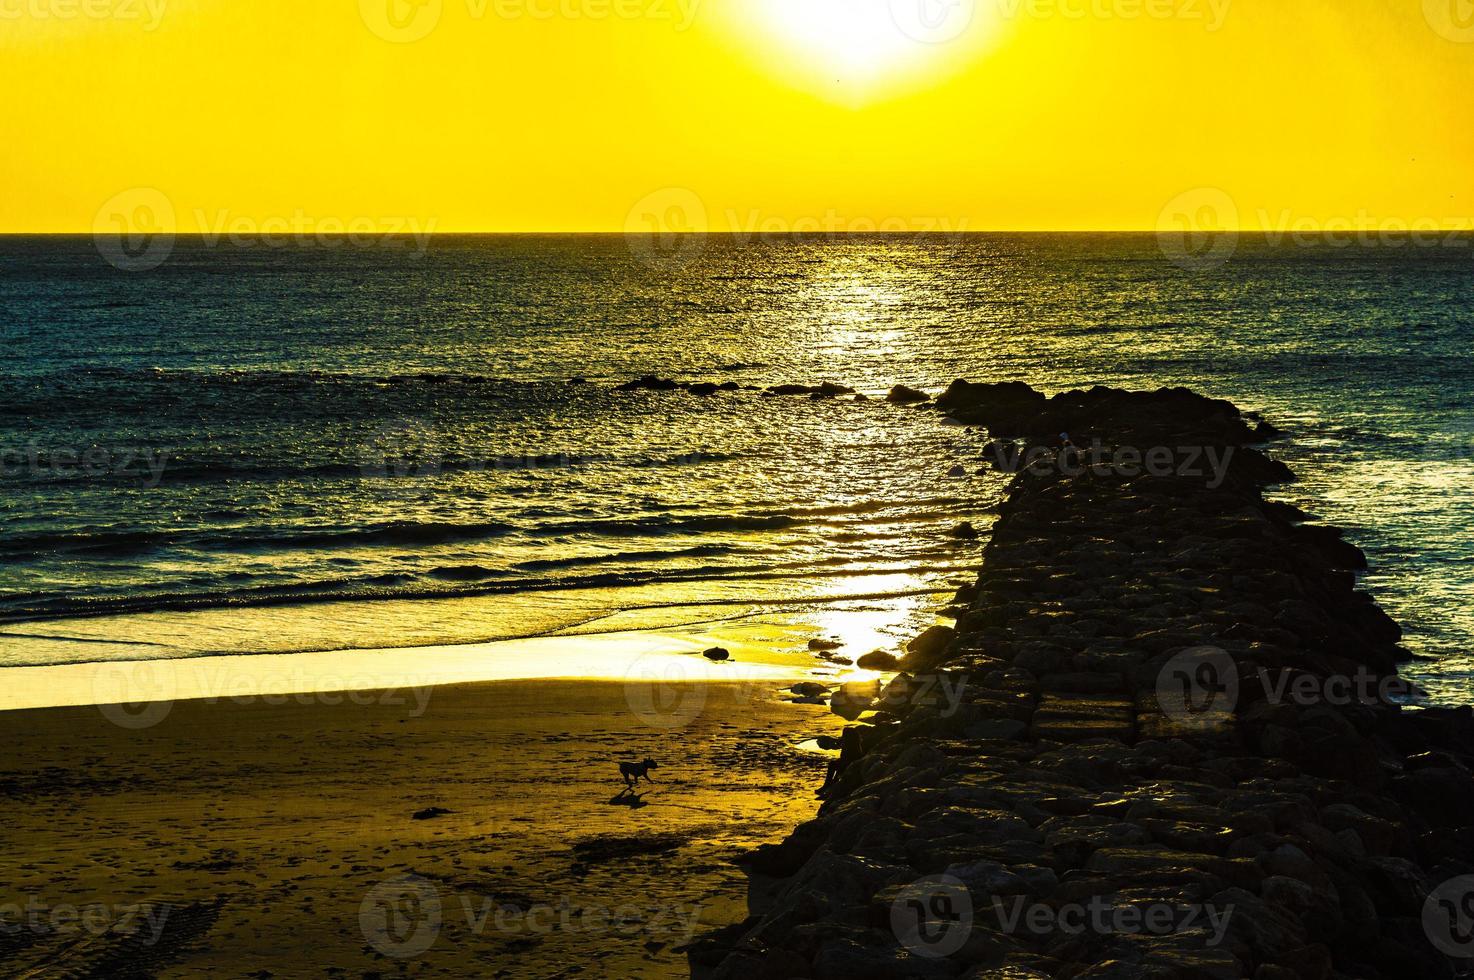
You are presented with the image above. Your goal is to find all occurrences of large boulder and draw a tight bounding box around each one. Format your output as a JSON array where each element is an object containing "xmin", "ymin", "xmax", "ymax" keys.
[{"xmin": 934, "ymin": 380, "xmax": 1048, "ymax": 437}]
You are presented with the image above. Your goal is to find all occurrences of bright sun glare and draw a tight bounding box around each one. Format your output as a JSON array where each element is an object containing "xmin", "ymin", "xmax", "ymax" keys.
[
  {"xmin": 760, "ymin": 0, "xmax": 929, "ymax": 72},
  {"xmin": 738, "ymin": 0, "xmax": 995, "ymax": 102}
]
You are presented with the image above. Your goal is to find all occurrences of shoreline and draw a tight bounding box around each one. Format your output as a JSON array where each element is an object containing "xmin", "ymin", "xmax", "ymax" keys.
[
  {"xmin": 695, "ymin": 382, "xmax": 1474, "ymax": 978},
  {"xmin": 0, "ymin": 604, "xmax": 918, "ymax": 715}
]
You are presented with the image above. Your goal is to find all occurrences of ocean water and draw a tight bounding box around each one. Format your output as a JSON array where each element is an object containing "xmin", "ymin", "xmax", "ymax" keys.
[{"xmin": 1, "ymin": 234, "xmax": 1470, "ymax": 701}]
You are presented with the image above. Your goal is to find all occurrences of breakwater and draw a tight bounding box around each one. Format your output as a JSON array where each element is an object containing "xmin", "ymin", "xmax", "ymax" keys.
[{"xmin": 693, "ymin": 383, "xmax": 1474, "ymax": 980}]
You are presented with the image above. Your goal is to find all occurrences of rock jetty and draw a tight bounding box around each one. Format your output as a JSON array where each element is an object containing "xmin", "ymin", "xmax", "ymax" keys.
[{"xmin": 691, "ymin": 383, "xmax": 1474, "ymax": 980}]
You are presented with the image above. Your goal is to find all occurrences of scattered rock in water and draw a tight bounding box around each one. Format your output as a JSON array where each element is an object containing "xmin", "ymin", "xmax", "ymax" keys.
[
  {"xmin": 411, "ymin": 807, "xmax": 452, "ymax": 821},
  {"xmin": 615, "ymin": 376, "xmax": 739, "ymax": 396},
  {"xmin": 947, "ymin": 465, "xmax": 967, "ymax": 478},
  {"xmin": 855, "ymin": 650, "xmax": 901, "ymax": 671},
  {"xmin": 945, "ymin": 521, "xmax": 979, "ymax": 540},
  {"xmin": 885, "ymin": 384, "xmax": 930, "ymax": 404},
  {"xmin": 807, "ymin": 638, "xmax": 843, "ymax": 652},
  {"xmin": 764, "ymin": 381, "xmax": 856, "ymax": 398},
  {"xmin": 702, "ymin": 647, "xmax": 731, "ymax": 662},
  {"xmin": 814, "ymin": 735, "xmax": 843, "ymax": 751},
  {"xmin": 791, "ymin": 682, "xmax": 829, "ymax": 698}
]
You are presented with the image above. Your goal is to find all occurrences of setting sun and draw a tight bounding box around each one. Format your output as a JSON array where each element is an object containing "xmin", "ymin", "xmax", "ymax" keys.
[{"xmin": 724, "ymin": 0, "xmax": 999, "ymax": 101}]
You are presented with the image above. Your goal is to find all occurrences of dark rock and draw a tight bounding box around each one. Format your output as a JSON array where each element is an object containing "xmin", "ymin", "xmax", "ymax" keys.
[
  {"xmin": 616, "ymin": 375, "xmax": 680, "ymax": 392},
  {"xmin": 935, "ymin": 380, "xmax": 1048, "ymax": 437},
  {"xmin": 703, "ymin": 647, "xmax": 731, "ymax": 662},
  {"xmin": 886, "ymin": 385, "xmax": 931, "ymax": 404},
  {"xmin": 901, "ymin": 626, "xmax": 957, "ymax": 670},
  {"xmin": 946, "ymin": 521, "xmax": 980, "ymax": 540},
  {"xmin": 856, "ymin": 651, "xmax": 902, "ymax": 671},
  {"xmin": 412, "ymin": 807, "xmax": 452, "ymax": 821}
]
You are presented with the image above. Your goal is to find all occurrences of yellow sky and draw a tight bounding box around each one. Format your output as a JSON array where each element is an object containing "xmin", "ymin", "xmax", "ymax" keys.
[{"xmin": 2, "ymin": 0, "xmax": 1472, "ymax": 232}]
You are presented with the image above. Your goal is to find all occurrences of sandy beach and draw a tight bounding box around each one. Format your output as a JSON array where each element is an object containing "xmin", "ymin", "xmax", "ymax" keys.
[{"xmin": 0, "ymin": 642, "xmax": 852, "ymax": 977}]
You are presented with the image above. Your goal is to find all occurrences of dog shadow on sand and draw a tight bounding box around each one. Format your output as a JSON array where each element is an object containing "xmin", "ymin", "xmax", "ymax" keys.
[{"xmin": 606, "ymin": 788, "xmax": 653, "ymax": 809}]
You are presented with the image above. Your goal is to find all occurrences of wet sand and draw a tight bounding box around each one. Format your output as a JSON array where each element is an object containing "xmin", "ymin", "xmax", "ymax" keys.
[{"xmin": 0, "ymin": 673, "xmax": 846, "ymax": 977}]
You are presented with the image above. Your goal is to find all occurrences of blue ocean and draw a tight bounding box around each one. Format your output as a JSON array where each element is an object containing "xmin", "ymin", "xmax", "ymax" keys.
[{"xmin": 1, "ymin": 233, "xmax": 1469, "ymax": 701}]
